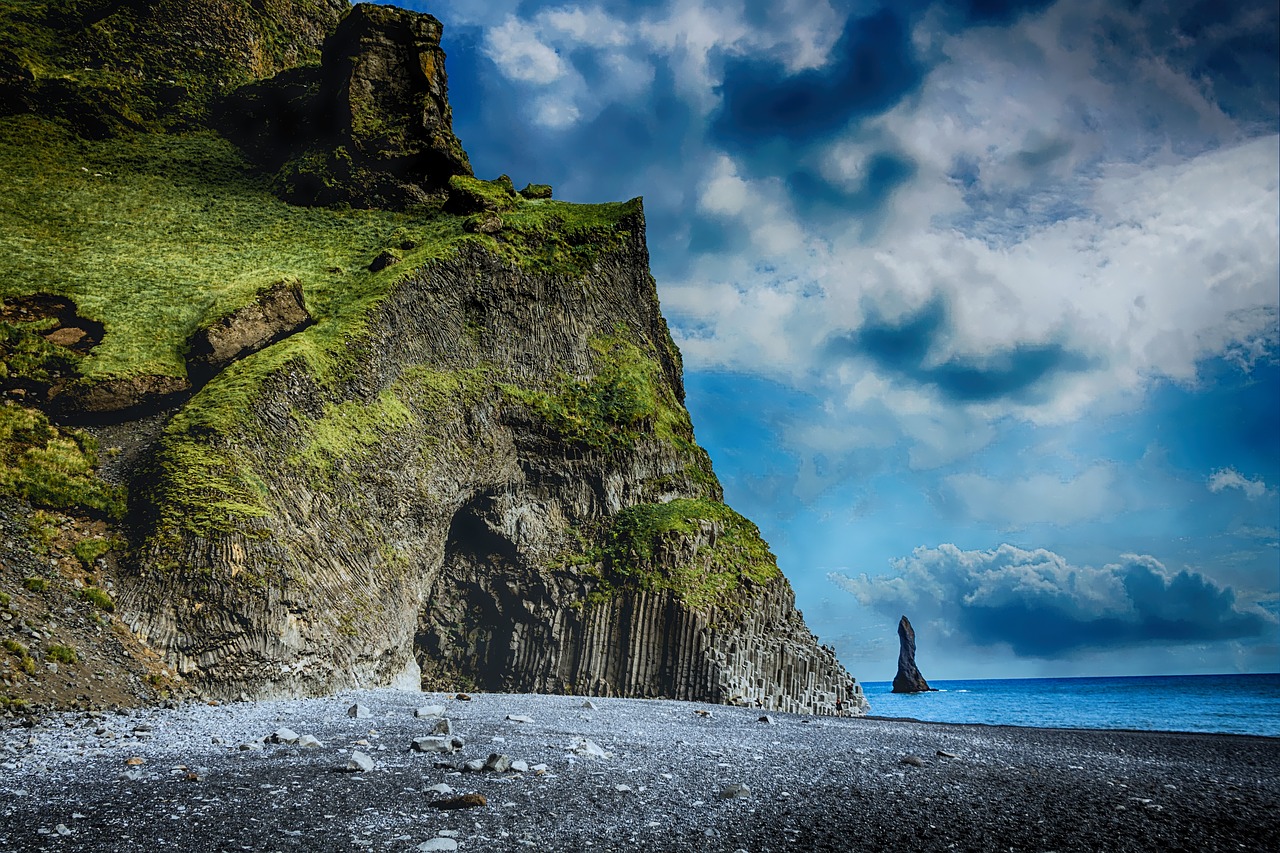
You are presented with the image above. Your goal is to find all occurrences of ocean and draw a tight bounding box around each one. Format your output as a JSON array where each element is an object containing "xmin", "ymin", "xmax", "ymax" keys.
[{"xmin": 860, "ymin": 673, "xmax": 1280, "ymax": 737}]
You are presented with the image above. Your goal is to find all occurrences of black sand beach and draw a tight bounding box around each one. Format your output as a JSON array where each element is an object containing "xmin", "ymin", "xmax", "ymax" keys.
[{"xmin": 2, "ymin": 690, "xmax": 1276, "ymax": 852}]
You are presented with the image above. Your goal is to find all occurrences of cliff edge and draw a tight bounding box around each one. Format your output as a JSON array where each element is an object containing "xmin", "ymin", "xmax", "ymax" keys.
[{"xmin": 0, "ymin": 1, "xmax": 867, "ymax": 717}]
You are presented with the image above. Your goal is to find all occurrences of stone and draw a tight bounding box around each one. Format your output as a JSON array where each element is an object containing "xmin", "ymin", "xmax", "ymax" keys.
[
  {"xmin": 891, "ymin": 616, "xmax": 933, "ymax": 694},
  {"xmin": 758, "ymin": 715, "xmax": 775, "ymax": 724},
  {"xmin": 417, "ymin": 840, "xmax": 458, "ymax": 852},
  {"xmin": 414, "ymin": 705, "xmax": 446, "ymax": 718},
  {"xmin": 429, "ymin": 793, "xmax": 487, "ymax": 810},
  {"xmin": 936, "ymin": 750, "xmax": 957, "ymax": 759},
  {"xmin": 217, "ymin": 2, "xmax": 472, "ymax": 209},
  {"xmin": 455, "ymin": 693, "xmax": 471, "ymax": 701},
  {"xmin": 238, "ymin": 740, "xmax": 264, "ymax": 751},
  {"xmin": 269, "ymin": 727, "xmax": 300, "ymax": 745},
  {"xmin": 430, "ymin": 717, "xmax": 452, "ymax": 736},
  {"xmin": 347, "ymin": 750, "xmax": 375, "ymax": 772},
  {"xmin": 581, "ymin": 700, "xmax": 597, "ymax": 710},
  {"xmin": 185, "ymin": 280, "xmax": 311, "ymax": 384},
  {"xmin": 462, "ymin": 212, "xmax": 503, "ymax": 234},
  {"xmin": 426, "ymin": 783, "xmax": 454, "ymax": 795},
  {"xmin": 900, "ymin": 755, "xmax": 925, "ymax": 767},
  {"xmin": 568, "ymin": 738, "xmax": 610, "ymax": 759},
  {"xmin": 347, "ymin": 703, "xmax": 372, "ymax": 719},
  {"xmin": 484, "ymin": 753, "xmax": 512, "ymax": 772},
  {"xmin": 505, "ymin": 714, "xmax": 534, "ymax": 724},
  {"xmin": 297, "ymin": 734, "xmax": 324, "ymax": 748},
  {"xmin": 718, "ymin": 783, "xmax": 751, "ymax": 799},
  {"xmin": 368, "ymin": 250, "xmax": 401, "ymax": 273},
  {"xmin": 411, "ymin": 737, "xmax": 453, "ymax": 754},
  {"xmin": 462, "ymin": 758, "xmax": 486, "ymax": 772}
]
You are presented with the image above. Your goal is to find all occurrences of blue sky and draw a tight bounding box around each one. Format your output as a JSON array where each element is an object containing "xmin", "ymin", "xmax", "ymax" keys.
[{"xmin": 383, "ymin": 0, "xmax": 1278, "ymax": 681}]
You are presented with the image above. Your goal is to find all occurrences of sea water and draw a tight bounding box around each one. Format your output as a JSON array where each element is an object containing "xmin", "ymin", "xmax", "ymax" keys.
[{"xmin": 860, "ymin": 673, "xmax": 1280, "ymax": 737}]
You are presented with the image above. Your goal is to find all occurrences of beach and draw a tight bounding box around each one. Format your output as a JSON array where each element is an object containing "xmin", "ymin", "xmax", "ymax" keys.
[{"xmin": 2, "ymin": 689, "xmax": 1276, "ymax": 852}]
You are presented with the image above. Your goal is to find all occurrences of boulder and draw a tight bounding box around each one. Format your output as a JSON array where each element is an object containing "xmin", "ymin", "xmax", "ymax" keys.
[
  {"xmin": 186, "ymin": 280, "xmax": 311, "ymax": 383},
  {"xmin": 217, "ymin": 2, "xmax": 472, "ymax": 209}
]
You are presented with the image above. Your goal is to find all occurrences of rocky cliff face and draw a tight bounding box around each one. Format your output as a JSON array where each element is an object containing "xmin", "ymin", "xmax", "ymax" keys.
[{"xmin": 0, "ymin": 0, "xmax": 868, "ymax": 717}]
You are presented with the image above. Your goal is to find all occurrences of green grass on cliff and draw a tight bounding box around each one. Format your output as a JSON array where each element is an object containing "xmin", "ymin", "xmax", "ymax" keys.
[
  {"xmin": 502, "ymin": 328, "xmax": 693, "ymax": 452},
  {"xmin": 0, "ymin": 115, "xmax": 446, "ymax": 381},
  {"xmin": 588, "ymin": 498, "xmax": 781, "ymax": 610},
  {"xmin": 0, "ymin": 402, "xmax": 125, "ymax": 518}
]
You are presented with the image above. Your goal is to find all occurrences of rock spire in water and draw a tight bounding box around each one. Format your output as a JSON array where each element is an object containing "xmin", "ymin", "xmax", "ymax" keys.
[{"xmin": 891, "ymin": 615, "xmax": 932, "ymax": 694}]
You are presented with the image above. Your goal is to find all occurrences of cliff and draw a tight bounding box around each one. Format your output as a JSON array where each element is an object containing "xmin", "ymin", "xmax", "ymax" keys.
[{"xmin": 0, "ymin": 0, "xmax": 867, "ymax": 717}]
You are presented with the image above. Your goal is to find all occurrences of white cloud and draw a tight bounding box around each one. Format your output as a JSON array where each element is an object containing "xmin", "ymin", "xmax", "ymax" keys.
[
  {"xmin": 941, "ymin": 464, "xmax": 1121, "ymax": 528},
  {"xmin": 663, "ymin": 0, "xmax": 1279, "ymax": 467},
  {"xmin": 483, "ymin": 16, "xmax": 566, "ymax": 85},
  {"xmin": 1209, "ymin": 468, "xmax": 1272, "ymax": 499}
]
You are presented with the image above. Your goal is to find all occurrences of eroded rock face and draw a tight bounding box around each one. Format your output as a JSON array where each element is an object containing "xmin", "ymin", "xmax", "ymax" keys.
[
  {"xmin": 219, "ymin": 2, "xmax": 472, "ymax": 208},
  {"xmin": 892, "ymin": 615, "xmax": 932, "ymax": 694},
  {"xmin": 187, "ymin": 280, "xmax": 312, "ymax": 383},
  {"xmin": 117, "ymin": 209, "xmax": 867, "ymax": 715}
]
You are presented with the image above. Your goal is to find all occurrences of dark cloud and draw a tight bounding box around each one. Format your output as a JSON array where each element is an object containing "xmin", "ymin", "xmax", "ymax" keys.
[
  {"xmin": 951, "ymin": 0, "xmax": 1057, "ymax": 25},
  {"xmin": 831, "ymin": 544, "xmax": 1275, "ymax": 657},
  {"xmin": 712, "ymin": 8, "xmax": 922, "ymax": 149},
  {"xmin": 785, "ymin": 152, "xmax": 915, "ymax": 219},
  {"xmin": 826, "ymin": 297, "xmax": 1093, "ymax": 403}
]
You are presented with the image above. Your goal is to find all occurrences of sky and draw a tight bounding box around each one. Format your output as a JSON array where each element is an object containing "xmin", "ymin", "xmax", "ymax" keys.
[{"xmin": 380, "ymin": 0, "xmax": 1279, "ymax": 682}]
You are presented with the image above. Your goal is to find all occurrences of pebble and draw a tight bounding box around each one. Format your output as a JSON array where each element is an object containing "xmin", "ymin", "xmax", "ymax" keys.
[
  {"xmin": 348, "ymin": 704, "xmax": 371, "ymax": 719},
  {"xmin": 426, "ymin": 783, "xmax": 454, "ymax": 795},
  {"xmin": 901, "ymin": 755, "xmax": 925, "ymax": 767},
  {"xmin": 719, "ymin": 783, "xmax": 751, "ymax": 799},
  {"xmin": 431, "ymin": 718, "xmax": 452, "ymax": 736},
  {"xmin": 417, "ymin": 840, "xmax": 458, "ymax": 852},
  {"xmin": 485, "ymin": 753, "xmax": 513, "ymax": 772},
  {"xmin": 567, "ymin": 737, "xmax": 610, "ymax": 758},
  {"xmin": 936, "ymin": 750, "xmax": 957, "ymax": 759},
  {"xmin": 506, "ymin": 714, "xmax": 534, "ymax": 724},
  {"xmin": 414, "ymin": 705, "xmax": 446, "ymax": 718},
  {"xmin": 429, "ymin": 793, "xmax": 486, "ymax": 810},
  {"xmin": 297, "ymin": 734, "xmax": 324, "ymax": 748},
  {"xmin": 269, "ymin": 727, "xmax": 300, "ymax": 745},
  {"xmin": 581, "ymin": 700, "xmax": 597, "ymax": 710},
  {"xmin": 347, "ymin": 750, "xmax": 374, "ymax": 772}
]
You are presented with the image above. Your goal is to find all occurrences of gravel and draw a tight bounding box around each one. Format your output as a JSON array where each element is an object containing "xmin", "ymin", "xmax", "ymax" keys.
[{"xmin": 1, "ymin": 689, "xmax": 1276, "ymax": 852}]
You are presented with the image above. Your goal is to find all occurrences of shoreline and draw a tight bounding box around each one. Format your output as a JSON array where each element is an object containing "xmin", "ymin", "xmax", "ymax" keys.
[
  {"xmin": 3, "ymin": 689, "xmax": 1277, "ymax": 852},
  {"xmin": 861, "ymin": 714, "xmax": 1280, "ymax": 740}
]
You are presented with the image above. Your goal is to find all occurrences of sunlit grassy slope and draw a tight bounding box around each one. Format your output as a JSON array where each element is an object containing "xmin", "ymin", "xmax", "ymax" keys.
[{"xmin": 0, "ymin": 115, "xmax": 640, "ymax": 386}]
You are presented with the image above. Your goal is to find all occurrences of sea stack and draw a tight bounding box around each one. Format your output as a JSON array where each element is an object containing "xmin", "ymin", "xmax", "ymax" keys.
[{"xmin": 891, "ymin": 615, "xmax": 933, "ymax": 693}]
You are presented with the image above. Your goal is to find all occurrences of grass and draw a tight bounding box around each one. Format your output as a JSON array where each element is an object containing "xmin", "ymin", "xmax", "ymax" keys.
[
  {"xmin": 45, "ymin": 643, "xmax": 78, "ymax": 664},
  {"xmin": 72, "ymin": 535, "xmax": 116, "ymax": 567},
  {"xmin": 589, "ymin": 498, "xmax": 781, "ymax": 610},
  {"xmin": 0, "ymin": 402, "xmax": 126, "ymax": 517},
  {"xmin": 503, "ymin": 327, "xmax": 695, "ymax": 452},
  {"xmin": 79, "ymin": 586, "xmax": 114, "ymax": 611},
  {"xmin": 3, "ymin": 638, "xmax": 37, "ymax": 675},
  {"xmin": 22, "ymin": 576, "xmax": 47, "ymax": 592}
]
